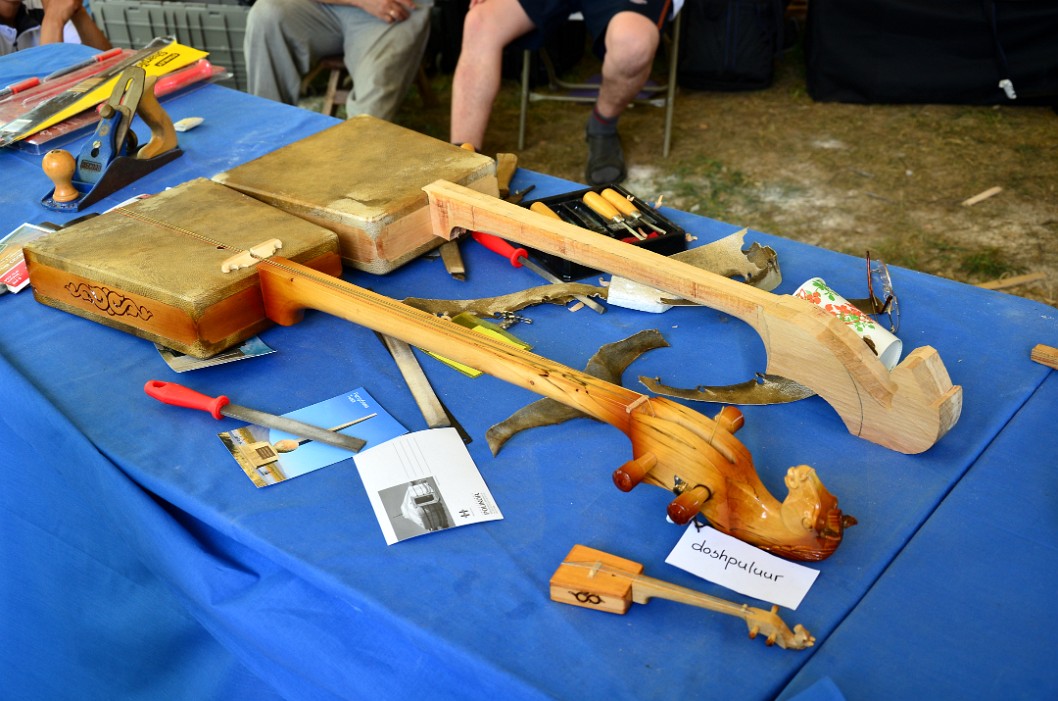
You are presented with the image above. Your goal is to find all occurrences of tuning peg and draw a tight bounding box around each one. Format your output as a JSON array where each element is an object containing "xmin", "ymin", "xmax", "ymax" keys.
[
  {"xmin": 612, "ymin": 452, "xmax": 657, "ymax": 492},
  {"xmin": 714, "ymin": 405, "xmax": 744, "ymax": 433},
  {"xmin": 667, "ymin": 484, "xmax": 713, "ymax": 524}
]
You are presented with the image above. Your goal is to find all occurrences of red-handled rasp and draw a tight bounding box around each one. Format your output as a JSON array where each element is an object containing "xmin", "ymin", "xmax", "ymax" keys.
[{"xmin": 144, "ymin": 380, "xmax": 367, "ymax": 452}]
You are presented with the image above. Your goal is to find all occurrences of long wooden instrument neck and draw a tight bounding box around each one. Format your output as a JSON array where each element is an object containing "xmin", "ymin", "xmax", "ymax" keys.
[
  {"xmin": 257, "ymin": 258, "xmax": 644, "ymax": 432},
  {"xmin": 422, "ymin": 180, "xmax": 962, "ymax": 454}
]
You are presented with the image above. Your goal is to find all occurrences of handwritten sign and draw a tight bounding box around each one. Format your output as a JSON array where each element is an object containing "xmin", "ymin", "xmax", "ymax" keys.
[{"xmin": 665, "ymin": 523, "xmax": 819, "ymax": 610}]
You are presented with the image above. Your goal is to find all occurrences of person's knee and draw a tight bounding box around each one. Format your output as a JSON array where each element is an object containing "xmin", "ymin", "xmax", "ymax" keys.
[
  {"xmin": 247, "ymin": 0, "xmax": 288, "ymax": 26},
  {"xmin": 460, "ymin": 0, "xmax": 531, "ymax": 54},
  {"xmin": 604, "ymin": 12, "xmax": 660, "ymax": 72}
]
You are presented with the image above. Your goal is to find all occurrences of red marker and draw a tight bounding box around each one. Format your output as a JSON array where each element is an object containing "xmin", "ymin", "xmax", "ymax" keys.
[{"xmin": 0, "ymin": 77, "xmax": 41, "ymax": 100}]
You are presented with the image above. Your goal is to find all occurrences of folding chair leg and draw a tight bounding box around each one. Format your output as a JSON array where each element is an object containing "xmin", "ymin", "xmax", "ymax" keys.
[
  {"xmin": 663, "ymin": 12, "xmax": 682, "ymax": 158},
  {"xmin": 323, "ymin": 69, "xmax": 342, "ymax": 117},
  {"xmin": 519, "ymin": 49, "xmax": 531, "ymax": 150}
]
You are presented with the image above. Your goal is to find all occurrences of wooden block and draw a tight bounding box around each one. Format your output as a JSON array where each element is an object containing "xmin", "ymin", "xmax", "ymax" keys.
[
  {"xmin": 549, "ymin": 544, "xmax": 644, "ymax": 615},
  {"xmin": 213, "ymin": 115, "xmax": 499, "ymax": 274},
  {"xmin": 1031, "ymin": 344, "xmax": 1058, "ymax": 370},
  {"xmin": 24, "ymin": 178, "xmax": 342, "ymax": 358}
]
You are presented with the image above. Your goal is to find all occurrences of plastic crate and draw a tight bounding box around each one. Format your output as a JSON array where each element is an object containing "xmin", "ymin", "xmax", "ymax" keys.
[{"xmin": 92, "ymin": 0, "xmax": 250, "ymax": 91}]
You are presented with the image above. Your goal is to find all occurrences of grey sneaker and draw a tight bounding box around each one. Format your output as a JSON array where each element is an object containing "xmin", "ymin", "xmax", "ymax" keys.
[{"xmin": 585, "ymin": 131, "xmax": 626, "ymax": 185}]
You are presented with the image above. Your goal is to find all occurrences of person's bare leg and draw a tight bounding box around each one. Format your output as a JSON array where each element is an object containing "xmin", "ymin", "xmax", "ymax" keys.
[
  {"xmin": 585, "ymin": 11, "xmax": 660, "ymax": 184},
  {"xmin": 596, "ymin": 12, "xmax": 660, "ymax": 119},
  {"xmin": 450, "ymin": 0, "xmax": 536, "ymax": 150}
]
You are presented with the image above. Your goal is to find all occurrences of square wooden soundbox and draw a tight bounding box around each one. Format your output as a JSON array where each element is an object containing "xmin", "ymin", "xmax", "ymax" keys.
[
  {"xmin": 24, "ymin": 178, "xmax": 342, "ymax": 358},
  {"xmin": 212, "ymin": 115, "xmax": 499, "ymax": 273}
]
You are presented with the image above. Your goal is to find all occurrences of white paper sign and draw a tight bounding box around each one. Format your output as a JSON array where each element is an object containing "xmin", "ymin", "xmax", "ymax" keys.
[
  {"xmin": 354, "ymin": 427, "xmax": 503, "ymax": 545},
  {"xmin": 665, "ymin": 524, "xmax": 819, "ymax": 610}
]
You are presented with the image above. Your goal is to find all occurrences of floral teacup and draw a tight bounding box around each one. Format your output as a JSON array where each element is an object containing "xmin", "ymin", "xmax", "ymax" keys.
[{"xmin": 793, "ymin": 277, "xmax": 902, "ymax": 370}]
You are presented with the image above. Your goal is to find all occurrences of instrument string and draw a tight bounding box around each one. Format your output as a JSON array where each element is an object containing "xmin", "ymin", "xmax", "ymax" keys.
[{"xmin": 112, "ymin": 206, "xmax": 648, "ymax": 420}]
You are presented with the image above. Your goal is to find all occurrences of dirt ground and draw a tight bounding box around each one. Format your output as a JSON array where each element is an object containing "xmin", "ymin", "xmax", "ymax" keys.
[{"xmin": 380, "ymin": 33, "xmax": 1058, "ymax": 308}]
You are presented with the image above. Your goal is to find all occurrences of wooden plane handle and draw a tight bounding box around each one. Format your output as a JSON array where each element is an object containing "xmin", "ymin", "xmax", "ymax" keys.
[
  {"xmin": 136, "ymin": 75, "xmax": 179, "ymax": 160},
  {"xmin": 42, "ymin": 149, "xmax": 80, "ymax": 203}
]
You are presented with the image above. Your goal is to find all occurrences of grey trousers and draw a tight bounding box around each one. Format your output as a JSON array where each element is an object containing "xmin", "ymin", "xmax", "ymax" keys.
[{"xmin": 244, "ymin": 0, "xmax": 431, "ymax": 121}]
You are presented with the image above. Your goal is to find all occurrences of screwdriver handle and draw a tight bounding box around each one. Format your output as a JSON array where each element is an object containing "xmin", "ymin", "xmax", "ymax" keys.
[
  {"xmin": 601, "ymin": 188, "xmax": 665, "ymax": 235},
  {"xmin": 529, "ymin": 201, "xmax": 562, "ymax": 220},
  {"xmin": 144, "ymin": 380, "xmax": 230, "ymax": 420},
  {"xmin": 583, "ymin": 191, "xmax": 624, "ymax": 223},
  {"xmin": 153, "ymin": 59, "xmax": 214, "ymax": 96},
  {"xmin": 600, "ymin": 188, "xmax": 640, "ymax": 218},
  {"xmin": 471, "ymin": 231, "xmax": 528, "ymax": 268},
  {"xmin": 0, "ymin": 76, "xmax": 40, "ymax": 99}
]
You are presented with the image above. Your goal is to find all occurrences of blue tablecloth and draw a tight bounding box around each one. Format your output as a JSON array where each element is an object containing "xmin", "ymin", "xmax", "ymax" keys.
[
  {"xmin": 2, "ymin": 44, "xmax": 1056, "ymax": 701},
  {"xmin": 780, "ymin": 372, "xmax": 1058, "ymax": 700}
]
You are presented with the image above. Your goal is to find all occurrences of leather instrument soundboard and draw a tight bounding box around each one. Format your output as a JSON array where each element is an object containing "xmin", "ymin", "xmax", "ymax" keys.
[{"xmin": 212, "ymin": 115, "xmax": 498, "ymax": 274}]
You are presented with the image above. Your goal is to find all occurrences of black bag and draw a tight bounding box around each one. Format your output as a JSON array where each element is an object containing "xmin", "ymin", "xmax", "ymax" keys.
[
  {"xmin": 805, "ymin": 0, "xmax": 1058, "ymax": 105},
  {"xmin": 677, "ymin": 0, "xmax": 787, "ymax": 91}
]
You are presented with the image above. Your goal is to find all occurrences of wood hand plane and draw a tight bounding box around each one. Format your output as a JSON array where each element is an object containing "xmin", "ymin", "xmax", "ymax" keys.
[{"xmin": 40, "ymin": 65, "xmax": 181, "ymax": 212}]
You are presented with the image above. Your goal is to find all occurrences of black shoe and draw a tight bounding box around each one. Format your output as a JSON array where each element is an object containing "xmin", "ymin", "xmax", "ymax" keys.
[{"xmin": 585, "ymin": 131, "xmax": 626, "ymax": 185}]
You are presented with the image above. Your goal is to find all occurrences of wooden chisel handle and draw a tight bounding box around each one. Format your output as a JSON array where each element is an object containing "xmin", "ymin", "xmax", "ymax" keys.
[
  {"xmin": 600, "ymin": 188, "xmax": 640, "ymax": 218},
  {"xmin": 584, "ymin": 191, "xmax": 644, "ymax": 239},
  {"xmin": 529, "ymin": 201, "xmax": 562, "ymax": 220},
  {"xmin": 583, "ymin": 190, "xmax": 624, "ymax": 223},
  {"xmin": 601, "ymin": 189, "xmax": 665, "ymax": 235}
]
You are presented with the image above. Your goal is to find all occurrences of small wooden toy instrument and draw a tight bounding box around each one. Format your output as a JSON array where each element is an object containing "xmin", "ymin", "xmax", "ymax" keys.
[{"xmin": 550, "ymin": 545, "xmax": 815, "ymax": 650}]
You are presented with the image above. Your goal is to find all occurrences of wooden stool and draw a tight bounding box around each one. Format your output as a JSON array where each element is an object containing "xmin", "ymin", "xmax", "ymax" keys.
[{"xmin": 304, "ymin": 55, "xmax": 437, "ymax": 116}]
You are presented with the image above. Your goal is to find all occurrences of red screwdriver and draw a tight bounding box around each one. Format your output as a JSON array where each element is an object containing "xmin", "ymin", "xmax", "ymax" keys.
[{"xmin": 471, "ymin": 229, "xmax": 606, "ymax": 314}]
